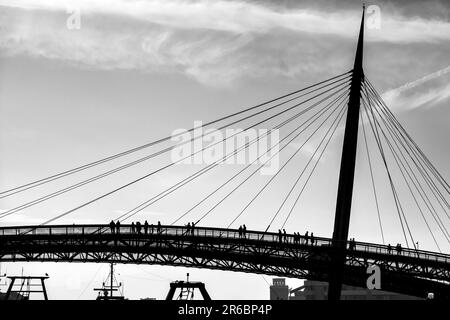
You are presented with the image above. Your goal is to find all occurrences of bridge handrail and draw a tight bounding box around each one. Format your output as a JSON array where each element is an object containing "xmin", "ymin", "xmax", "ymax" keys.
[{"xmin": 0, "ymin": 224, "xmax": 448, "ymax": 263}]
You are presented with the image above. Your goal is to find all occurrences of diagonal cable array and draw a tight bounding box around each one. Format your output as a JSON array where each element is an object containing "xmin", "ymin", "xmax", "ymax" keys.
[
  {"xmin": 364, "ymin": 96, "xmax": 443, "ymax": 249},
  {"xmin": 365, "ymin": 80, "xmax": 450, "ymax": 214},
  {"xmin": 118, "ymin": 89, "xmax": 351, "ymax": 224},
  {"xmin": 360, "ymin": 108, "xmax": 385, "ymax": 245},
  {"xmin": 193, "ymin": 90, "xmax": 349, "ymax": 228},
  {"xmin": 3, "ymin": 65, "xmax": 449, "ymax": 255},
  {"xmin": 226, "ymin": 98, "xmax": 347, "ymax": 229},
  {"xmin": 169, "ymin": 91, "xmax": 349, "ymax": 226},
  {"xmin": 359, "ymin": 76, "xmax": 450, "ymax": 251},
  {"xmin": 0, "ymin": 72, "xmax": 352, "ymax": 200},
  {"xmin": 39, "ymin": 77, "xmax": 351, "ymax": 226},
  {"xmin": 2, "ymin": 72, "xmax": 352, "ymax": 227},
  {"xmin": 270, "ymin": 97, "xmax": 348, "ymax": 232},
  {"xmin": 361, "ymin": 90, "xmax": 416, "ymax": 249}
]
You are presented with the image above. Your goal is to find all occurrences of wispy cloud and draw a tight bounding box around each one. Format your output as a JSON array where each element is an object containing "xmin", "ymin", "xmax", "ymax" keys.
[
  {"xmin": 2, "ymin": 0, "xmax": 450, "ymax": 41},
  {"xmin": 382, "ymin": 66, "xmax": 450, "ymax": 110},
  {"xmin": 1, "ymin": 0, "xmax": 450, "ymax": 85}
]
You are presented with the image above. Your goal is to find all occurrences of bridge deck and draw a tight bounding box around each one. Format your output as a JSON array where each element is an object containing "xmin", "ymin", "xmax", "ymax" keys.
[
  {"xmin": 0, "ymin": 224, "xmax": 449, "ymax": 299},
  {"xmin": 0, "ymin": 224, "xmax": 448, "ymax": 264}
]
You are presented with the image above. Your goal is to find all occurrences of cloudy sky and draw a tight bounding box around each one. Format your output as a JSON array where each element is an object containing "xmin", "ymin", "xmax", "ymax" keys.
[{"xmin": 0, "ymin": 0, "xmax": 449, "ymax": 299}]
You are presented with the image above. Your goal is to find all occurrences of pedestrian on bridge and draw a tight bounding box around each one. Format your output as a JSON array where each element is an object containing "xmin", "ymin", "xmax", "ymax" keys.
[
  {"xmin": 294, "ymin": 232, "xmax": 300, "ymax": 244},
  {"xmin": 157, "ymin": 221, "xmax": 162, "ymax": 233},
  {"xmin": 310, "ymin": 232, "xmax": 315, "ymax": 245},
  {"xmin": 396, "ymin": 243, "xmax": 402, "ymax": 254},
  {"xmin": 144, "ymin": 220, "xmax": 149, "ymax": 235},
  {"xmin": 278, "ymin": 229, "xmax": 282, "ymax": 243},
  {"xmin": 186, "ymin": 222, "xmax": 192, "ymax": 235},
  {"xmin": 283, "ymin": 229, "xmax": 287, "ymax": 243},
  {"xmin": 136, "ymin": 221, "xmax": 142, "ymax": 234},
  {"xmin": 305, "ymin": 231, "xmax": 309, "ymax": 245},
  {"xmin": 110, "ymin": 220, "xmax": 115, "ymax": 234},
  {"xmin": 243, "ymin": 225, "xmax": 247, "ymax": 238},
  {"xmin": 131, "ymin": 222, "xmax": 136, "ymax": 234},
  {"xmin": 116, "ymin": 220, "xmax": 121, "ymax": 234},
  {"xmin": 387, "ymin": 244, "xmax": 392, "ymax": 254},
  {"xmin": 191, "ymin": 222, "xmax": 196, "ymax": 235},
  {"xmin": 348, "ymin": 238, "xmax": 355, "ymax": 250}
]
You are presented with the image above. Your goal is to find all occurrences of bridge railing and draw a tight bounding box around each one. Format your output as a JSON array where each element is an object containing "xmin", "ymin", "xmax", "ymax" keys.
[{"xmin": 0, "ymin": 224, "xmax": 448, "ymax": 264}]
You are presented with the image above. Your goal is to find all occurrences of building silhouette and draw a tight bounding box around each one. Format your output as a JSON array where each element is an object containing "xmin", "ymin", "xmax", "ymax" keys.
[
  {"xmin": 270, "ymin": 278, "xmax": 420, "ymax": 300},
  {"xmin": 270, "ymin": 278, "xmax": 290, "ymax": 300}
]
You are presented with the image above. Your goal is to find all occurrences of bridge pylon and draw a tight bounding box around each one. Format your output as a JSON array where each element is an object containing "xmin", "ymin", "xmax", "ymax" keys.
[{"xmin": 328, "ymin": 6, "xmax": 365, "ymax": 300}]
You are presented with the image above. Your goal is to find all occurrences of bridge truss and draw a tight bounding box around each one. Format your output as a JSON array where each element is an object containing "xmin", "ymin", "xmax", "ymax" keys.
[{"xmin": 1, "ymin": 224, "xmax": 449, "ymax": 299}]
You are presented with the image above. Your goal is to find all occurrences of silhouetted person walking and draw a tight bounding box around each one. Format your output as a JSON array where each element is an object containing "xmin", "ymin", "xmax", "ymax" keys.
[
  {"xmin": 116, "ymin": 221, "xmax": 121, "ymax": 234},
  {"xmin": 136, "ymin": 221, "xmax": 142, "ymax": 234},
  {"xmin": 187, "ymin": 222, "xmax": 192, "ymax": 235},
  {"xmin": 144, "ymin": 220, "xmax": 149, "ymax": 235},
  {"xmin": 348, "ymin": 238, "xmax": 355, "ymax": 250}
]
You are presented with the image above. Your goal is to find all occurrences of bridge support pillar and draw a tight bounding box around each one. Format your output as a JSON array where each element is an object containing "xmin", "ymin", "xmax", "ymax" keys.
[{"xmin": 328, "ymin": 6, "xmax": 365, "ymax": 300}]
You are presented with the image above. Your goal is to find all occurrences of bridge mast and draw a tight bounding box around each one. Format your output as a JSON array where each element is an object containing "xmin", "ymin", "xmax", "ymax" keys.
[{"xmin": 328, "ymin": 7, "xmax": 365, "ymax": 300}]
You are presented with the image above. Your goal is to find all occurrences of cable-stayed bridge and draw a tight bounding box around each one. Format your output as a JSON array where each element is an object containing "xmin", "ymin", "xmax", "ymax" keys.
[{"xmin": 0, "ymin": 7, "xmax": 449, "ymax": 299}]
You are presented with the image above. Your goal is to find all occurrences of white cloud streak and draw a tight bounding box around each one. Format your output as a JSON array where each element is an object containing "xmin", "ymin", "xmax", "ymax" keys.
[
  {"xmin": 1, "ymin": 0, "xmax": 450, "ymax": 85},
  {"xmin": 1, "ymin": 0, "xmax": 450, "ymax": 42},
  {"xmin": 382, "ymin": 66, "xmax": 450, "ymax": 110}
]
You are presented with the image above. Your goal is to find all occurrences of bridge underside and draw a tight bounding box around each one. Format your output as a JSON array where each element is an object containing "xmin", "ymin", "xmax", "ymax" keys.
[{"xmin": 0, "ymin": 225, "xmax": 449, "ymax": 299}]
